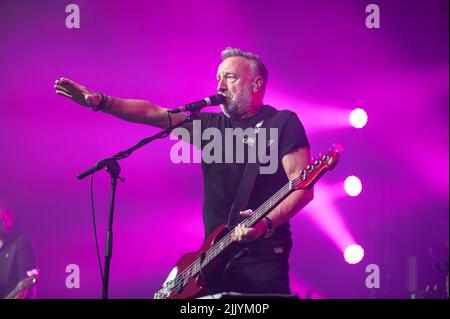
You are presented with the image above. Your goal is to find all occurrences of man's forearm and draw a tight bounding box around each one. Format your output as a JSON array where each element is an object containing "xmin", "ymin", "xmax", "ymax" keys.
[
  {"xmin": 104, "ymin": 97, "xmax": 169, "ymax": 128},
  {"xmin": 55, "ymin": 78, "xmax": 191, "ymax": 132},
  {"xmin": 266, "ymin": 188, "xmax": 314, "ymax": 228}
]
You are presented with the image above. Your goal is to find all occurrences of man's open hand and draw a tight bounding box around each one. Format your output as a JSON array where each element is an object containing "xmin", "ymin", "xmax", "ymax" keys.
[{"xmin": 54, "ymin": 77, "xmax": 99, "ymax": 107}]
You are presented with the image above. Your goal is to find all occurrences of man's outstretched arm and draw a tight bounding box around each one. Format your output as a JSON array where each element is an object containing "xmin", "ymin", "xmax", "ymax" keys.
[{"xmin": 54, "ymin": 77, "xmax": 191, "ymax": 130}]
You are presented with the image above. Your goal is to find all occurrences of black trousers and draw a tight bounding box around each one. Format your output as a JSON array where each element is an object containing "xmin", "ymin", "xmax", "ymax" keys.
[{"xmin": 209, "ymin": 258, "xmax": 291, "ymax": 295}]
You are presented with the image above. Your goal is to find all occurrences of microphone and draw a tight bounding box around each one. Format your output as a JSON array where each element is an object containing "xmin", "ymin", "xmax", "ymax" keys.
[{"xmin": 167, "ymin": 94, "xmax": 227, "ymax": 113}]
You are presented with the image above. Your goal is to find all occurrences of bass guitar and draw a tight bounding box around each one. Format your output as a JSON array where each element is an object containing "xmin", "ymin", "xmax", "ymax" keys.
[{"xmin": 154, "ymin": 144, "xmax": 342, "ymax": 299}]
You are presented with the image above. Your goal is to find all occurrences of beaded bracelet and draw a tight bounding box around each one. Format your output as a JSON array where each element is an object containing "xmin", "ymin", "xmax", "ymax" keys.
[{"xmin": 92, "ymin": 93, "xmax": 108, "ymax": 112}]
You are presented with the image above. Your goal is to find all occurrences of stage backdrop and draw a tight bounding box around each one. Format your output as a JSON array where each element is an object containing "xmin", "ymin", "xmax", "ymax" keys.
[{"xmin": 0, "ymin": 0, "xmax": 448, "ymax": 298}]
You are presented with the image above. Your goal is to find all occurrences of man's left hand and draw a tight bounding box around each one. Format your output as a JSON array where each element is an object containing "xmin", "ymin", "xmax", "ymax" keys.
[{"xmin": 231, "ymin": 209, "xmax": 267, "ymax": 243}]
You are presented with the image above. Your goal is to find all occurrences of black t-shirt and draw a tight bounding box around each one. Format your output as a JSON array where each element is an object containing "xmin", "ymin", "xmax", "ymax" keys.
[{"xmin": 196, "ymin": 105, "xmax": 310, "ymax": 262}]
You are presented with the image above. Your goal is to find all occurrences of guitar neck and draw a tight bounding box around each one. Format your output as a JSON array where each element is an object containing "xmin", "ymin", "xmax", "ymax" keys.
[
  {"xmin": 192, "ymin": 180, "xmax": 294, "ymax": 272},
  {"xmin": 5, "ymin": 283, "xmax": 27, "ymax": 299},
  {"xmin": 5, "ymin": 288, "xmax": 21, "ymax": 299},
  {"xmin": 242, "ymin": 180, "xmax": 294, "ymax": 229},
  {"xmin": 4, "ymin": 275, "xmax": 37, "ymax": 299}
]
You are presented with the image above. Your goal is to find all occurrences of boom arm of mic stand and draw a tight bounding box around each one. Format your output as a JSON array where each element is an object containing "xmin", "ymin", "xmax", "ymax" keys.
[{"xmin": 77, "ymin": 114, "xmax": 197, "ymax": 180}]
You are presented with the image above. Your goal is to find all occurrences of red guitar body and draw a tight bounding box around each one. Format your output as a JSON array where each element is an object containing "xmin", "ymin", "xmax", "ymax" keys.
[{"xmin": 158, "ymin": 224, "xmax": 229, "ymax": 299}]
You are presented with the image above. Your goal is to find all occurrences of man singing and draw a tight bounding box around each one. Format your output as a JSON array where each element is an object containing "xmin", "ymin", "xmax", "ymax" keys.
[{"xmin": 55, "ymin": 47, "xmax": 313, "ymax": 295}]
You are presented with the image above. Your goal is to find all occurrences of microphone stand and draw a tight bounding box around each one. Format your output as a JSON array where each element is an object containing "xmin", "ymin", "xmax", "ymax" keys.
[{"xmin": 77, "ymin": 111, "xmax": 199, "ymax": 299}]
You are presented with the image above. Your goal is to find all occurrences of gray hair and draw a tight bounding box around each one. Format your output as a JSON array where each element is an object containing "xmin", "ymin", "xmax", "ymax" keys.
[{"xmin": 221, "ymin": 47, "xmax": 268, "ymax": 92}]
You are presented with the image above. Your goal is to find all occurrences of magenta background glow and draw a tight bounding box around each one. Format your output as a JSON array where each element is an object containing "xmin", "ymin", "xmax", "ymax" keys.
[{"xmin": 1, "ymin": 0, "xmax": 448, "ymax": 298}]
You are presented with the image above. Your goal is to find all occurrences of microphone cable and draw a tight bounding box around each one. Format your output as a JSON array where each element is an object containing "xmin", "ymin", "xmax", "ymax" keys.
[{"xmin": 90, "ymin": 173, "xmax": 105, "ymax": 292}]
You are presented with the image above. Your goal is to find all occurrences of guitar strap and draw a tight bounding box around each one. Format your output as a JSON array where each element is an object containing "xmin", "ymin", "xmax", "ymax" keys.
[{"xmin": 227, "ymin": 109, "xmax": 288, "ymax": 230}]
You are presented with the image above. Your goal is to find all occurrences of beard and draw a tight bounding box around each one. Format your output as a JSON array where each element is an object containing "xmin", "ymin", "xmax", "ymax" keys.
[{"xmin": 220, "ymin": 87, "xmax": 253, "ymax": 119}]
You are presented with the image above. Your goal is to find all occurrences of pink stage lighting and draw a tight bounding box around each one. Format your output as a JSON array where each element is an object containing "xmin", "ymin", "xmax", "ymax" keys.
[
  {"xmin": 349, "ymin": 108, "xmax": 368, "ymax": 128},
  {"xmin": 344, "ymin": 176, "xmax": 362, "ymax": 197},
  {"xmin": 344, "ymin": 244, "xmax": 364, "ymax": 264}
]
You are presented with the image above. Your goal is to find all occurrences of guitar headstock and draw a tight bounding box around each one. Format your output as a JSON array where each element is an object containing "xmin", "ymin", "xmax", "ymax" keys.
[
  {"xmin": 25, "ymin": 268, "xmax": 40, "ymax": 285},
  {"xmin": 17, "ymin": 269, "xmax": 39, "ymax": 291},
  {"xmin": 292, "ymin": 144, "xmax": 343, "ymax": 190},
  {"xmin": 5, "ymin": 268, "xmax": 39, "ymax": 299}
]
